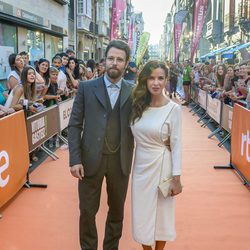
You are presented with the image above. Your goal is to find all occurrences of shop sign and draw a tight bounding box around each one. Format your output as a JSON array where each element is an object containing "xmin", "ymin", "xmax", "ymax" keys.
[
  {"xmin": 0, "ymin": 1, "xmax": 13, "ymax": 15},
  {"xmin": 14, "ymin": 7, "xmax": 44, "ymax": 26}
]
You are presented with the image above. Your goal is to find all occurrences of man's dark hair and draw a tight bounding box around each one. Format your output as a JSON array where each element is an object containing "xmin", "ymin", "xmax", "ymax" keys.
[
  {"xmin": 52, "ymin": 55, "xmax": 62, "ymax": 62},
  {"xmin": 19, "ymin": 51, "xmax": 28, "ymax": 56},
  {"xmin": 66, "ymin": 48, "xmax": 75, "ymax": 54},
  {"xmin": 105, "ymin": 40, "xmax": 130, "ymax": 62},
  {"xmin": 60, "ymin": 52, "xmax": 69, "ymax": 58},
  {"xmin": 86, "ymin": 59, "xmax": 96, "ymax": 73}
]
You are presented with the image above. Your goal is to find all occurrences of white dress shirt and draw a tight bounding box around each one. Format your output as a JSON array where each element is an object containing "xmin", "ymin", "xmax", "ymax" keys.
[{"xmin": 104, "ymin": 75, "xmax": 122, "ymax": 109}]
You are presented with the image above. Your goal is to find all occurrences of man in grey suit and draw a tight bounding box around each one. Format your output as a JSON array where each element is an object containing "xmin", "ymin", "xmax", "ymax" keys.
[{"xmin": 68, "ymin": 40, "xmax": 134, "ymax": 250}]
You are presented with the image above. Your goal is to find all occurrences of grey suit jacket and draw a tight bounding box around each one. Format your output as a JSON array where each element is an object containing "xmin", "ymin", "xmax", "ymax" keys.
[{"xmin": 68, "ymin": 76, "xmax": 134, "ymax": 176}]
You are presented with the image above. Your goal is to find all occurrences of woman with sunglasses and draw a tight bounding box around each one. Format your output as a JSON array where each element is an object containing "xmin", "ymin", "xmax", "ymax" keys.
[{"xmin": 229, "ymin": 62, "xmax": 248, "ymax": 104}]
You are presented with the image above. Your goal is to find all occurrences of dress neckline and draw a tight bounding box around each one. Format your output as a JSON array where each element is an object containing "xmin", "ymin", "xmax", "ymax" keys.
[{"xmin": 148, "ymin": 100, "xmax": 172, "ymax": 109}]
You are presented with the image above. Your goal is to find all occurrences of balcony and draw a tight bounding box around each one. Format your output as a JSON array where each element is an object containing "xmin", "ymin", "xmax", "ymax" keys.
[
  {"xmin": 89, "ymin": 22, "xmax": 99, "ymax": 34},
  {"xmin": 77, "ymin": 15, "xmax": 91, "ymax": 31},
  {"xmin": 206, "ymin": 20, "xmax": 223, "ymax": 43}
]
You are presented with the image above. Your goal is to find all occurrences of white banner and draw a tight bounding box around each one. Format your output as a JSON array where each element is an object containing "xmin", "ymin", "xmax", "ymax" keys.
[
  {"xmin": 198, "ymin": 89, "xmax": 207, "ymax": 110},
  {"xmin": 58, "ymin": 98, "xmax": 74, "ymax": 131},
  {"xmin": 206, "ymin": 94, "xmax": 221, "ymax": 123},
  {"xmin": 221, "ymin": 103, "xmax": 233, "ymax": 132}
]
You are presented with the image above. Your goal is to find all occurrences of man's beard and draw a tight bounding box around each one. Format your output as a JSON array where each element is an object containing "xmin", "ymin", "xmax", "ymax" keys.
[{"xmin": 107, "ymin": 67, "xmax": 123, "ymax": 79}]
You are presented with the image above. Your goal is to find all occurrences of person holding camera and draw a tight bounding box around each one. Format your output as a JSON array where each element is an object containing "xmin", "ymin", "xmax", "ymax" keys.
[{"xmin": 124, "ymin": 59, "xmax": 137, "ymax": 85}]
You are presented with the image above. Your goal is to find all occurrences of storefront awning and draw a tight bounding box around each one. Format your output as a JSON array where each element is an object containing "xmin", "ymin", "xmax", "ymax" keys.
[
  {"xmin": 222, "ymin": 42, "xmax": 250, "ymax": 55},
  {"xmin": 201, "ymin": 43, "xmax": 240, "ymax": 59}
]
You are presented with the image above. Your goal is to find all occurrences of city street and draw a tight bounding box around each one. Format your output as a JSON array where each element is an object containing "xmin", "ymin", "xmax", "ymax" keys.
[
  {"xmin": 0, "ymin": 0, "xmax": 250, "ymax": 249},
  {"xmin": 1, "ymin": 104, "xmax": 250, "ymax": 250}
]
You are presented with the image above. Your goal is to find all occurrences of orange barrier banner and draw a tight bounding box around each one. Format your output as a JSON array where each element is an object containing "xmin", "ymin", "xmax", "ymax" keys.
[
  {"xmin": 0, "ymin": 111, "xmax": 30, "ymax": 208},
  {"xmin": 231, "ymin": 104, "xmax": 250, "ymax": 182}
]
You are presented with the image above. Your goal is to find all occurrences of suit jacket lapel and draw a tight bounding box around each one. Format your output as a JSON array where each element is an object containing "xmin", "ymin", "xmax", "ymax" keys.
[
  {"xmin": 120, "ymin": 80, "xmax": 131, "ymax": 108},
  {"xmin": 93, "ymin": 77, "xmax": 107, "ymax": 110}
]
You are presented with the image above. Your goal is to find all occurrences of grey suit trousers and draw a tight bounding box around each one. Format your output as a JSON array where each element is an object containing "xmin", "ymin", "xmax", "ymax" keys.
[{"xmin": 78, "ymin": 152, "xmax": 129, "ymax": 250}]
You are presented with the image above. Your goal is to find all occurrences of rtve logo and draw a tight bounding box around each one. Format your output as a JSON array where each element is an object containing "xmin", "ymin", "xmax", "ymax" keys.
[
  {"xmin": 241, "ymin": 130, "xmax": 250, "ymax": 163},
  {"xmin": 0, "ymin": 150, "xmax": 10, "ymax": 188}
]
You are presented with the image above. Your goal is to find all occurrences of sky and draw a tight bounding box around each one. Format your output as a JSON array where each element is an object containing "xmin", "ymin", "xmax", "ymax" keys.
[{"xmin": 131, "ymin": 0, "xmax": 175, "ymax": 45}]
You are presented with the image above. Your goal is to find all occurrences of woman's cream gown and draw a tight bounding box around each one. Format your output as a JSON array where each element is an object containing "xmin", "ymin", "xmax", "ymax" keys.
[{"xmin": 131, "ymin": 101, "xmax": 182, "ymax": 246}]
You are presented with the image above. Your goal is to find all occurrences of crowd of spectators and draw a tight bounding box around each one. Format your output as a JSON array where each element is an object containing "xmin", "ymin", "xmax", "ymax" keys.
[
  {"xmin": 0, "ymin": 49, "xmax": 108, "ymax": 162},
  {"xmin": 166, "ymin": 59, "xmax": 250, "ymax": 109},
  {"xmin": 0, "ymin": 50, "xmax": 108, "ymax": 118}
]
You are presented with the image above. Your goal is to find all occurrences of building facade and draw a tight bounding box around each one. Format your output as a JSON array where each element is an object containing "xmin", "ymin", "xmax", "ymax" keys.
[
  {"xmin": 96, "ymin": 0, "xmax": 111, "ymax": 60},
  {"xmin": 164, "ymin": 0, "xmax": 250, "ymax": 62},
  {"xmin": 0, "ymin": 0, "xmax": 69, "ymax": 81},
  {"xmin": 76, "ymin": 0, "xmax": 98, "ymax": 60}
]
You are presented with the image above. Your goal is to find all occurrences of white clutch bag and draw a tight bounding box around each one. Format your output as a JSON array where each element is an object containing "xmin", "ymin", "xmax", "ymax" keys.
[{"xmin": 158, "ymin": 177, "xmax": 173, "ymax": 198}]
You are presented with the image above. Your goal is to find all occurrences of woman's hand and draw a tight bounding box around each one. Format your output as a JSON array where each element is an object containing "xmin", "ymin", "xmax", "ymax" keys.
[
  {"xmin": 229, "ymin": 93, "xmax": 238, "ymax": 101},
  {"xmin": 169, "ymin": 176, "xmax": 182, "ymax": 196},
  {"xmin": 164, "ymin": 138, "xmax": 171, "ymax": 151},
  {"xmin": 3, "ymin": 91, "xmax": 8, "ymax": 99},
  {"xmin": 65, "ymin": 67, "xmax": 72, "ymax": 75},
  {"xmin": 29, "ymin": 105, "xmax": 37, "ymax": 113}
]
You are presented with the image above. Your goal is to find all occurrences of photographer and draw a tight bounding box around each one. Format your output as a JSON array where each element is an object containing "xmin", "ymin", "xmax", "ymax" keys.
[{"xmin": 124, "ymin": 60, "xmax": 137, "ymax": 85}]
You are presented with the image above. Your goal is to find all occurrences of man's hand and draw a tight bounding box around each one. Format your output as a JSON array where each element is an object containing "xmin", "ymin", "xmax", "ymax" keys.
[{"xmin": 70, "ymin": 164, "xmax": 84, "ymax": 180}]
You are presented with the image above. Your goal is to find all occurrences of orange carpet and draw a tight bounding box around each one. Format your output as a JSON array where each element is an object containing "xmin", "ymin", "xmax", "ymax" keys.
[{"xmin": 1, "ymin": 105, "xmax": 250, "ymax": 250}]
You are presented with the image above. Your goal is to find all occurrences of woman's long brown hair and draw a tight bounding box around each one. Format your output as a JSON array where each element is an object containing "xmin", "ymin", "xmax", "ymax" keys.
[
  {"xmin": 131, "ymin": 60, "xmax": 168, "ymax": 124},
  {"xmin": 21, "ymin": 66, "xmax": 36, "ymax": 101}
]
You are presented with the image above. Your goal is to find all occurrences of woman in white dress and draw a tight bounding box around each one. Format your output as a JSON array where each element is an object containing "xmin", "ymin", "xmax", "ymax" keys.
[{"xmin": 130, "ymin": 60, "xmax": 183, "ymax": 250}]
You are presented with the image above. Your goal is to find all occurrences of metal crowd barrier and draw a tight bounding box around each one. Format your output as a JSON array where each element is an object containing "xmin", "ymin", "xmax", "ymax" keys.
[
  {"xmin": 189, "ymin": 88, "xmax": 233, "ymax": 147},
  {"xmin": 0, "ymin": 98, "xmax": 74, "ymax": 208},
  {"xmin": 189, "ymin": 91, "xmax": 250, "ymax": 186}
]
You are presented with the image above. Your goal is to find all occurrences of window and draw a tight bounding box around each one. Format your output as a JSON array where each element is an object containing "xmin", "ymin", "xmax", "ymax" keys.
[
  {"xmin": 68, "ymin": 0, "xmax": 75, "ymax": 20},
  {"xmin": 84, "ymin": 50, "xmax": 89, "ymax": 60},
  {"xmin": 27, "ymin": 30, "xmax": 44, "ymax": 66},
  {"xmin": 86, "ymin": 0, "xmax": 92, "ymax": 18},
  {"xmin": 0, "ymin": 24, "xmax": 17, "ymax": 80},
  {"xmin": 50, "ymin": 35, "xmax": 63, "ymax": 56},
  {"xmin": 78, "ymin": 0, "xmax": 91, "ymax": 18},
  {"xmin": 45, "ymin": 34, "xmax": 63, "ymax": 61},
  {"xmin": 104, "ymin": 0, "xmax": 109, "ymax": 24},
  {"xmin": 78, "ymin": 0, "xmax": 84, "ymax": 15}
]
